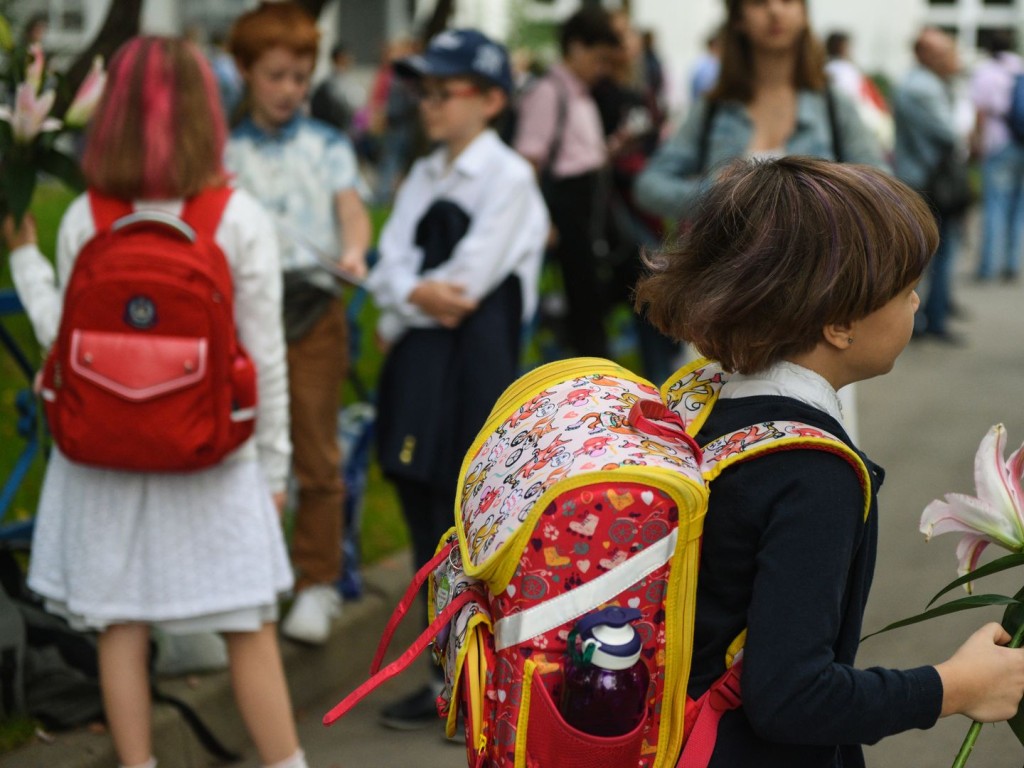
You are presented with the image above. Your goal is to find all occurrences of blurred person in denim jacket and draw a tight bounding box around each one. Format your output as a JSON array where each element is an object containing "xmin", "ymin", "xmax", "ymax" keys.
[
  {"xmin": 893, "ymin": 27, "xmax": 968, "ymax": 343},
  {"xmin": 635, "ymin": 0, "xmax": 884, "ymax": 225}
]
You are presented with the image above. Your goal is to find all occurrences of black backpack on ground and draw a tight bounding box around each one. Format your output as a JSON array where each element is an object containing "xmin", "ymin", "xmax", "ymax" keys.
[{"xmin": 0, "ymin": 546, "xmax": 103, "ymax": 730}]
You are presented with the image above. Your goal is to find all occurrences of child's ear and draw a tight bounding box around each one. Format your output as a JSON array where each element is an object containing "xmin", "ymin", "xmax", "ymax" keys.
[
  {"xmin": 483, "ymin": 88, "xmax": 508, "ymax": 121},
  {"xmin": 822, "ymin": 321, "xmax": 855, "ymax": 351}
]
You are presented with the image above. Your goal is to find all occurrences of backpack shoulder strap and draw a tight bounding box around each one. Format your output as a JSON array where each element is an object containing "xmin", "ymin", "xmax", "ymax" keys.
[
  {"xmin": 180, "ymin": 186, "xmax": 233, "ymax": 240},
  {"xmin": 87, "ymin": 189, "xmax": 133, "ymax": 232},
  {"xmin": 702, "ymin": 421, "xmax": 872, "ymax": 521},
  {"xmin": 546, "ymin": 78, "xmax": 570, "ymax": 177}
]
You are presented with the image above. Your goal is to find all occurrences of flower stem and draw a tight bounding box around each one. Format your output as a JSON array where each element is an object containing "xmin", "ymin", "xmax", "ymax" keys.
[{"xmin": 950, "ymin": 622, "xmax": 1024, "ymax": 768}]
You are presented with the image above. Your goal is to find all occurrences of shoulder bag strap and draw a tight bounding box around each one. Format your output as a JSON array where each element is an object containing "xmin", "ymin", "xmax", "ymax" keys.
[
  {"xmin": 543, "ymin": 76, "xmax": 570, "ymax": 178},
  {"xmin": 697, "ymin": 98, "xmax": 719, "ymax": 175},
  {"xmin": 825, "ymin": 87, "xmax": 844, "ymax": 162}
]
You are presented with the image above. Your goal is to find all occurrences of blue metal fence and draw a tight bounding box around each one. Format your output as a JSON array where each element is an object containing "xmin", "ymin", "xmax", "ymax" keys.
[{"xmin": 0, "ymin": 289, "xmax": 41, "ymax": 543}]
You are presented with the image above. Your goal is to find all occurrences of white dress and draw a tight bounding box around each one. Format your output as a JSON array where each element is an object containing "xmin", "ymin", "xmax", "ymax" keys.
[{"xmin": 9, "ymin": 189, "xmax": 294, "ymax": 632}]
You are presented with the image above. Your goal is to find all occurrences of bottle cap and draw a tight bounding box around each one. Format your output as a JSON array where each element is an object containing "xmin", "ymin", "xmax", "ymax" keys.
[{"xmin": 576, "ymin": 606, "xmax": 643, "ymax": 671}]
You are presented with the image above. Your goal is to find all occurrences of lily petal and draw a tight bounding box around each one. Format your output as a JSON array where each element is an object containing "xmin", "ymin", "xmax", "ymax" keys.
[
  {"xmin": 11, "ymin": 83, "xmax": 56, "ymax": 143},
  {"xmin": 1007, "ymin": 441, "xmax": 1024, "ymax": 514},
  {"xmin": 920, "ymin": 492, "xmax": 1022, "ymax": 548},
  {"xmin": 973, "ymin": 425, "xmax": 1024, "ymax": 539},
  {"xmin": 955, "ymin": 535, "xmax": 990, "ymax": 590}
]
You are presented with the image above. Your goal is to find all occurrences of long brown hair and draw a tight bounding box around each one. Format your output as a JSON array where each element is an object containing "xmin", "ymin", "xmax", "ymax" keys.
[
  {"xmin": 81, "ymin": 37, "xmax": 227, "ymax": 200},
  {"xmin": 709, "ymin": 0, "xmax": 827, "ymax": 103},
  {"xmin": 635, "ymin": 157, "xmax": 937, "ymax": 374}
]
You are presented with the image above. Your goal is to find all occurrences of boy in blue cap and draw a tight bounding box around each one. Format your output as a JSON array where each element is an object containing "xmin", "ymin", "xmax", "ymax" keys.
[{"xmin": 365, "ymin": 28, "xmax": 548, "ymax": 729}]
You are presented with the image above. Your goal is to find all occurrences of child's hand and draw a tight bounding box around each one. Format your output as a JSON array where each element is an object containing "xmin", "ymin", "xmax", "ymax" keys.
[
  {"xmin": 2, "ymin": 214, "xmax": 38, "ymax": 252},
  {"xmin": 936, "ymin": 622, "xmax": 1024, "ymax": 722},
  {"xmin": 338, "ymin": 247, "xmax": 368, "ymax": 281},
  {"xmin": 408, "ymin": 280, "xmax": 478, "ymax": 328},
  {"xmin": 272, "ymin": 491, "xmax": 287, "ymax": 517}
]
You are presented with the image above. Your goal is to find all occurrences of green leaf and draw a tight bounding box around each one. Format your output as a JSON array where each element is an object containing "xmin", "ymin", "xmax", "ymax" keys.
[
  {"xmin": 1004, "ymin": 586, "xmax": 1024, "ymax": 747},
  {"xmin": 0, "ymin": 160, "xmax": 37, "ymax": 224},
  {"xmin": 0, "ymin": 15, "xmax": 12, "ymax": 51},
  {"xmin": 928, "ymin": 552, "xmax": 1024, "ymax": 607},
  {"xmin": 36, "ymin": 148, "xmax": 85, "ymax": 192},
  {"xmin": 862, "ymin": 594, "xmax": 1024, "ymax": 641}
]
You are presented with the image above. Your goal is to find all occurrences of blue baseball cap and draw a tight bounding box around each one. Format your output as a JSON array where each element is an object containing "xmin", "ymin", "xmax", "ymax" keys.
[{"xmin": 393, "ymin": 29, "xmax": 513, "ymax": 95}]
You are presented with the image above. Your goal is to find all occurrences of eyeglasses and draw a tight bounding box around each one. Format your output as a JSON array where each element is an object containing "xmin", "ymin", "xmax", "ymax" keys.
[{"xmin": 415, "ymin": 84, "xmax": 480, "ymax": 106}]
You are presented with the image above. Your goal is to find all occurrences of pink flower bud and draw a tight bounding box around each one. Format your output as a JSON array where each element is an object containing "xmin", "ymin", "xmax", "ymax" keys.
[
  {"xmin": 64, "ymin": 56, "xmax": 106, "ymax": 128},
  {"xmin": 25, "ymin": 43, "xmax": 45, "ymax": 93}
]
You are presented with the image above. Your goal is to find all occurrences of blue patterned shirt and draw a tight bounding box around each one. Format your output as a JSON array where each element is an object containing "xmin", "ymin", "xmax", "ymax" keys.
[{"xmin": 226, "ymin": 114, "xmax": 361, "ymax": 291}]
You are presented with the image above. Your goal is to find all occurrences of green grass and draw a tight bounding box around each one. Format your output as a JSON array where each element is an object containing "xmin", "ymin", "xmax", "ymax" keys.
[{"xmin": 0, "ymin": 715, "xmax": 37, "ymax": 754}]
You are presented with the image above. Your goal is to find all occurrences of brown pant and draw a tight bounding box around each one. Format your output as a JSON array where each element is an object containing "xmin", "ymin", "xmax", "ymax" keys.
[{"xmin": 287, "ymin": 300, "xmax": 348, "ymax": 590}]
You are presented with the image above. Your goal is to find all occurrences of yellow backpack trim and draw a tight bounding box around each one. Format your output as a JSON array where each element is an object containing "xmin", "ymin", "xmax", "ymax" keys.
[{"xmin": 659, "ymin": 357, "xmax": 726, "ymax": 437}]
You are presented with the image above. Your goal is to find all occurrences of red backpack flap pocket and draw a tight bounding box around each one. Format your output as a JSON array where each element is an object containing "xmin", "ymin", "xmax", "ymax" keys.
[{"xmin": 70, "ymin": 330, "xmax": 207, "ymax": 401}]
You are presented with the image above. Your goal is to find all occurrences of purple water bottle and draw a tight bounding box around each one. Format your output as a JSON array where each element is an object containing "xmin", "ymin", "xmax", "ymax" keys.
[{"xmin": 560, "ymin": 606, "xmax": 650, "ymax": 737}]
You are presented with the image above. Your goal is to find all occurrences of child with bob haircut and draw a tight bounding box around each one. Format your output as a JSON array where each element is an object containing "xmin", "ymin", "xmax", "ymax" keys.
[
  {"xmin": 226, "ymin": 0, "xmax": 372, "ymax": 646},
  {"xmin": 4, "ymin": 37, "xmax": 308, "ymax": 768},
  {"xmin": 636, "ymin": 156, "xmax": 1024, "ymax": 767}
]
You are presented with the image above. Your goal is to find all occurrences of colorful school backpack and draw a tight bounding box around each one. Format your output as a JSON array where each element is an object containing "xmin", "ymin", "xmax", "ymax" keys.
[
  {"xmin": 40, "ymin": 187, "xmax": 258, "ymax": 472},
  {"xmin": 324, "ymin": 358, "xmax": 870, "ymax": 767}
]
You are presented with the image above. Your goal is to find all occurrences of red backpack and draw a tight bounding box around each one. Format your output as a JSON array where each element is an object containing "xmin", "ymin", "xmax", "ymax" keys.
[{"xmin": 40, "ymin": 187, "xmax": 258, "ymax": 472}]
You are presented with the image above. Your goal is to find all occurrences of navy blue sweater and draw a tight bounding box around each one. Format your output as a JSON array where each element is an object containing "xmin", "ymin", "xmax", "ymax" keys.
[{"xmin": 690, "ymin": 396, "xmax": 943, "ymax": 767}]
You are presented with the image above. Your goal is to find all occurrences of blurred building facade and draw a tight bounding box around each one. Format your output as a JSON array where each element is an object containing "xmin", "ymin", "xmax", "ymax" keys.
[{"xmin": 8, "ymin": 0, "xmax": 1024, "ymax": 109}]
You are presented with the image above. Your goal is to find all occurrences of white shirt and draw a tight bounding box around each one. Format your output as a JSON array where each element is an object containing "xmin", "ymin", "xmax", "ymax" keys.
[
  {"xmin": 366, "ymin": 129, "xmax": 549, "ymax": 343},
  {"xmin": 8, "ymin": 189, "xmax": 292, "ymax": 492},
  {"xmin": 720, "ymin": 361, "xmax": 847, "ymax": 428}
]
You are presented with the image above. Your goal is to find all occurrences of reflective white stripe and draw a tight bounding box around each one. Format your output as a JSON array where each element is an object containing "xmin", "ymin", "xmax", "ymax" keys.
[
  {"xmin": 230, "ymin": 408, "xmax": 257, "ymax": 422},
  {"xmin": 493, "ymin": 528, "xmax": 678, "ymax": 651}
]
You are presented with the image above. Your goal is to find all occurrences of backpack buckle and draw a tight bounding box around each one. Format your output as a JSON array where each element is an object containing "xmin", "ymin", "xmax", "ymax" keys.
[{"xmin": 708, "ymin": 662, "xmax": 743, "ymax": 712}]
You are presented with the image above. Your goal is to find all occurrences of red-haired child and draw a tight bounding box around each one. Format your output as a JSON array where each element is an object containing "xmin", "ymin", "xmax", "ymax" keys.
[
  {"xmin": 4, "ymin": 36, "xmax": 308, "ymax": 768},
  {"xmin": 225, "ymin": 1, "xmax": 372, "ymax": 646}
]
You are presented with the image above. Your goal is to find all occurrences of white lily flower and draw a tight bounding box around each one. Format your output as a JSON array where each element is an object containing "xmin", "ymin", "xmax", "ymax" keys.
[
  {"xmin": 0, "ymin": 82, "xmax": 61, "ymax": 143},
  {"xmin": 920, "ymin": 424, "xmax": 1024, "ymax": 585}
]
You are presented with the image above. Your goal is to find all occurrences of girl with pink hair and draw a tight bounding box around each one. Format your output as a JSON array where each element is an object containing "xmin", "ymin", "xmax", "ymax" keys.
[{"xmin": 4, "ymin": 36, "xmax": 307, "ymax": 768}]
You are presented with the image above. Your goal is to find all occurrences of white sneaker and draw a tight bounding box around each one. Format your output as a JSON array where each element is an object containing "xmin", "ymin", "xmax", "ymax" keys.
[{"xmin": 281, "ymin": 585, "xmax": 342, "ymax": 645}]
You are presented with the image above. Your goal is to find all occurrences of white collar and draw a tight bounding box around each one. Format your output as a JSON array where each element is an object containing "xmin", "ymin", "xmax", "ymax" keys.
[
  {"xmin": 424, "ymin": 129, "xmax": 498, "ymax": 180},
  {"xmin": 720, "ymin": 361, "xmax": 846, "ymax": 425}
]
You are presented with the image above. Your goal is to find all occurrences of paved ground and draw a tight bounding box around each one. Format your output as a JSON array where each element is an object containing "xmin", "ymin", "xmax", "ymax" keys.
[
  {"xmin": 856, "ymin": 266, "xmax": 1024, "ymax": 767},
  {"xmin": 6, "ymin": 237, "xmax": 1024, "ymax": 767}
]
